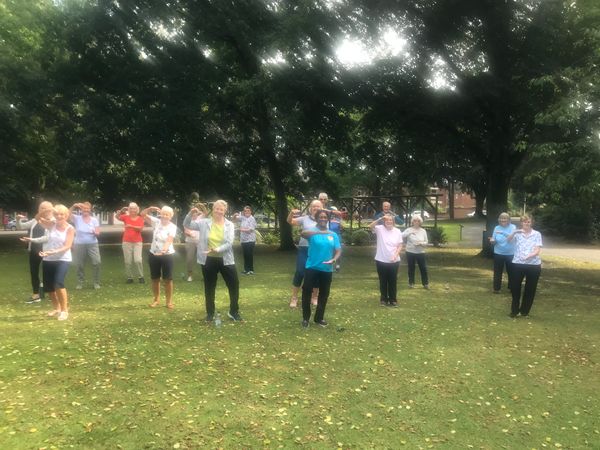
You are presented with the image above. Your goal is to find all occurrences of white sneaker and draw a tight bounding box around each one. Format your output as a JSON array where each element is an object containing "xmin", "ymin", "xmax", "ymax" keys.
[
  {"xmin": 58, "ymin": 311, "xmax": 69, "ymax": 321},
  {"xmin": 187, "ymin": 276, "xmax": 193, "ymax": 282}
]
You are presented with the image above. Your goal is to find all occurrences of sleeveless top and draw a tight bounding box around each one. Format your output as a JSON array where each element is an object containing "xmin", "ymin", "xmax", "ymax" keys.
[{"xmin": 44, "ymin": 224, "xmax": 73, "ymax": 262}]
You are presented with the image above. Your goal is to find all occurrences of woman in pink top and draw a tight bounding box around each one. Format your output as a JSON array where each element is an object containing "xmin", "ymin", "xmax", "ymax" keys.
[{"xmin": 370, "ymin": 214, "xmax": 403, "ymax": 307}]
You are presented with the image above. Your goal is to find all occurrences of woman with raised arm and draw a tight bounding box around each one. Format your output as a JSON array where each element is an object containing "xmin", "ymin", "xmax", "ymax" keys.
[
  {"xmin": 402, "ymin": 215, "xmax": 429, "ymax": 289},
  {"xmin": 21, "ymin": 205, "xmax": 75, "ymax": 320},
  {"xmin": 287, "ymin": 199, "xmax": 323, "ymax": 308},
  {"xmin": 17, "ymin": 201, "xmax": 54, "ymax": 303},
  {"xmin": 370, "ymin": 213, "xmax": 403, "ymax": 307},
  {"xmin": 69, "ymin": 202, "xmax": 101, "ymax": 290},
  {"xmin": 184, "ymin": 207, "xmax": 205, "ymax": 282},
  {"xmin": 233, "ymin": 206, "xmax": 257, "ymax": 275},
  {"xmin": 184, "ymin": 200, "xmax": 242, "ymax": 322},
  {"xmin": 115, "ymin": 202, "xmax": 145, "ymax": 284},
  {"xmin": 488, "ymin": 212, "xmax": 516, "ymax": 294},
  {"xmin": 299, "ymin": 210, "xmax": 342, "ymax": 328},
  {"xmin": 141, "ymin": 206, "xmax": 177, "ymax": 309},
  {"xmin": 507, "ymin": 215, "xmax": 543, "ymax": 318}
]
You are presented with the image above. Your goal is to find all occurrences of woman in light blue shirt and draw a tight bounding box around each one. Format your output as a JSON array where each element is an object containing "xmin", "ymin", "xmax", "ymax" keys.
[{"xmin": 489, "ymin": 212, "xmax": 516, "ymax": 294}]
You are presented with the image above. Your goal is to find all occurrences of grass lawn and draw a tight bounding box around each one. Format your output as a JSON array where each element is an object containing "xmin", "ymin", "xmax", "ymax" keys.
[{"xmin": 0, "ymin": 243, "xmax": 599, "ymax": 449}]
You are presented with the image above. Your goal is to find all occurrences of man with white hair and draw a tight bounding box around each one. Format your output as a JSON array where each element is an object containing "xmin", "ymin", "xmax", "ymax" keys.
[
  {"xmin": 374, "ymin": 201, "xmax": 404, "ymax": 226},
  {"xmin": 116, "ymin": 202, "xmax": 145, "ymax": 284}
]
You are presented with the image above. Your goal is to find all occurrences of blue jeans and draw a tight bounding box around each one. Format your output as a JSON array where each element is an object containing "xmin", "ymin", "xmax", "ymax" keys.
[{"xmin": 292, "ymin": 246, "xmax": 309, "ymax": 287}]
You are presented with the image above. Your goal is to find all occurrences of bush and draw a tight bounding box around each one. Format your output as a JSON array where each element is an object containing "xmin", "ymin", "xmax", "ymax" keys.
[
  {"xmin": 260, "ymin": 230, "xmax": 280, "ymax": 245},
  {"xmin": 427, "ymin": 226, "xmax": 447, "ymax": 247},
  {"xmin": 351, "ymin": 229, "xmax": 372, "ymax": 246}
]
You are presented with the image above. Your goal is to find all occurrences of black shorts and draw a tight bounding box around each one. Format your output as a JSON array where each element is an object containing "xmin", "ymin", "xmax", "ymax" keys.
[{"xmin": 148, "ymin": 253, "xmax": 174, "ymax": 280}]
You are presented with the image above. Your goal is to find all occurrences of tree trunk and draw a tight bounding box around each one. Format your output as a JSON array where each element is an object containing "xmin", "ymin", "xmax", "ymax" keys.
[{"xmin": 448, "ymin": 181, "xmax": 455, "ymax": 219}]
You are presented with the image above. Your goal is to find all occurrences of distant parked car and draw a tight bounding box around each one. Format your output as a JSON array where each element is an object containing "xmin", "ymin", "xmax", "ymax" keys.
[
  {"xmin": 467, "ymin": 209, "xmax": 486, "ymax": 218},
  {"xmin": 7, "ymin": 219, "xmax": 17, "ymax": 231},
  {"xmin": 411, "ymin": 210, "xmax": 430, "ymax": 220}
]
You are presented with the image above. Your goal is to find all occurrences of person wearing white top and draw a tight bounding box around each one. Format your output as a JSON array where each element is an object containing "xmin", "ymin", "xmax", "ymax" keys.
[
  {"xmin": 21, "ymin": 204, "xmax": 75, "ymax": 321},
  {"xmin": 17, "ymin": 201, "xmax": 54, "ymax": 303},
  {"xmin": 69, "ymin": 202, "xmax": 102, "ymax": 289},
  {"xmin": 370, "ymin": 214, "xmax": 403, "ymax": 307},
  {"xmin": 142, "ymin": 206, "xmax": 178, "ymax": 310},
  {"xmin": 401, "ymin": 215, "xmax": 429, "ymax": 289},
  {"xmin": 507, "ymin": 215, "xmax": 543, "ymax": 318},
  {"xmin": 233, "ymin": 206, "xmax": 257, "ymax": 274}
]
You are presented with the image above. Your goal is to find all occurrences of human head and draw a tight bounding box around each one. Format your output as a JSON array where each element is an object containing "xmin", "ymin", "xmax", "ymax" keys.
[
  {"xmin": 80, "ymin": 202, "xmax": 92, "ymax": 215},
  {"xmin": 54, "ymin": 204, "xmax": 70, "ymax": 222},
  {"xmin": 318, "ymin": 193, "xmax": 329, "ymax": 206},
  {"xmin": 243, "ymin": 206, "xmax": 252, "ymax": 217},
  {"xmin": 128, "ymin": 202, "xmax": 139, "ymax": 215},
  {"xmin": 383, "ymin": 213, "xmax": 395, "ymax": 229},
  {"xmin": 160, "ymin": 206, "xmax": 174, "ymax": 221},
  {"xmin": 38, "ymin": 201, "xmax": 54, "ymax": 219},
  {"xmin": 411, "ymin": 215, "xmax": 423, "ymax": 227},
  {"xmin": 520, "ymin": 214, "xmax": 533, "ymax": 228},
  {"xmin": 309, "ymin": 199, "xmax": 323, "ymax": 216},
  {"xmin": 212, "ymin": 200, "xmax": 228, "ymax": 217},
  {"xmin": 316, "ymin": 210, "xmax": 330, "ymax": 229},
  {"xmin": 382, "ymin": 201, "xmax": 391, "ymax": 213},
  {"xmin": 498, "ymin": 212, "xmax": 510, "ymax": 225}
]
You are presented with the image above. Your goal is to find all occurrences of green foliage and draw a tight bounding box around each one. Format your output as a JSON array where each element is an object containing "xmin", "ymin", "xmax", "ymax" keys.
[
  {"xmin": 351, "ymin": 229, "xmax": 372, "ymax": 246},
  {"xmin": 259, "ymin": 229, "xmax": 280, "ymax": 246},
  {"xmin": 427, "ymin": 226, "xmax": 448, "ymax": 247}
]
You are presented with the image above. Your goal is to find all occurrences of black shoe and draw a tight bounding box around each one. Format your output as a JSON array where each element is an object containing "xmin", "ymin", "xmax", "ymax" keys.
[
  {"xmin": 138, "ymin": 277, "xmax": 145, "ymax": 284},
  {"xmin": 228, "ymin": 311, "xmax": 243, "ymax": 322},
  {"xmin": 205, "ymin": 315, "xmax": 214, "ymax": 323},
  {"xmin": 315, "ymin": 320, "xmax": 328, "ymax": 327},
  {"xmin": 26, "ymin": 297, "xmax": 41, "ymax": 304},
  {"xmin": 509, "ymin": 312, "xmax": 518, "ymax": 318},
  {"xmin": 126, "ymin": 278, "xmax": 134, "ymax": 284},
  {"xmin": 388, "ymin": 301, "xmax": 398, "ymax": 307},
  {"xmin": 302, "ymin": 320, "xmax": 309, "ymax": 328}
]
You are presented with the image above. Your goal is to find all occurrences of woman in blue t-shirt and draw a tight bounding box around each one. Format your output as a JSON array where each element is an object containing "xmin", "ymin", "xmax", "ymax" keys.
[
  {"xmin": 488, "ymin": 212, "xmax": 516, "ymax": 294},
  {"xmin": 300, "ymin": 210, "xmax": 342, "ymax": 328}
]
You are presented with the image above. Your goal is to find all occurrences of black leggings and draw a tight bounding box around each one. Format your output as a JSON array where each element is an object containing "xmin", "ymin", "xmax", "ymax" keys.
[
  {"xmin": 376, "ymin": 261, "xmax": 399, "ymax": 303},
  {"xmin": 406, "ymin": 252, "xmax": 429, "ymax": 286},
  {"xmin": 302, "ymin": 269, "xmax": 332, "ymax": 322},
  {"xmin": 241, "ymin": 241, "xmax": 255, "ymax": 272},
  {"xmin": 29, "ymin": 250, "xmax": 43, "ymax": 294},
  {"xmin": 511, "ymin": 264, "xmax": 541, "ymax": 316},
  {"xmin": 201, "ymin": 256, "xmax": 239, "ymax": 317}
]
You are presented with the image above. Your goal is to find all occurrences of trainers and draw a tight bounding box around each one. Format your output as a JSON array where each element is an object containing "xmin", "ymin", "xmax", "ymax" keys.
[
  {"xmin": 509, "ymin": 312, "xmax": 518, "ymax": 318},
  {"xmin": 205, "ymin": 314, "xmax": 214, "ymax": 323},
  {"xmin": 26, "ymin": 297, "xmax": 41, "ymax": 304},
  {"xmin": 335, "ymin": 264, "xmax": 340, "ymax": 272},
  {"xmin": 227, "ymin": 311, "xmax": 243, "ymax": 322},
  {"xmin": 247, "ymin": 271, "xmax": 254, "ymax": 275},
  {"xmin": 241, "ymin": 270, "xmax": 248, "ymax": 275},
  {"xmin": 423, "ymin": 285, "xmax": 429, "ymax": 290},
  {"xmin": 408, "ymin": 284, "xmax": 415, "ymax": 289},
  {"xmin": 76, "ymin": 284, "xmax": 83, "ymax": 290},
  {"xmin": 57, "ymin": 311, "xmax": 69, "ymax": 321},
  {"xmin": 94, "ymin": 283, "xmax": 101, "ymax": 290},
  {"xmin": 388, "ymin": 301, "xmax": 398, "ymax": 307},
  {"xmin": 187, "ymin": 276, "xmax": 193, "ymax": 282},
  {"xmin": 315, "ymin": 320, "xmax": 328, "ymax": 327},
  {"xmin": 126, "ymin": 278, "xmax": 134, "ymax": 284},
  {"xmin": 380, "ymin": 300, "xmax": 387, "ymax": 307},
  {"xmin": 138, "ymin": 277, "xmax": 145, "ymax": 284},
  {"xmin": 302, "ymin": 320, "xmax": 309, "ymax": 328}
]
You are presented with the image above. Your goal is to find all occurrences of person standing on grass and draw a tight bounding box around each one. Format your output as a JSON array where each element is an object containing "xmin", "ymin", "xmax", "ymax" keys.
[
  {"xmin": 184, "ymin": 200, "xmax": 242, "ymax": 322},
  {"xmin": 370, "ymin": 214, "xmax": 403, "ymax": 307},
  {"xmin": 489, "ymin": 212, "xmax": 516, "ymax": 294},
  {"xmin": 142, "ymin": 206, "xmax": 177, "ymax": 310},
  {"xmin": 184, "ymin": 207, "xmax": 206, "ymax": 282},
  {"xmin": 507, "ymin": 215, "xmax": 542, "ymax": 318},
  {"xmin": 70, "ymin": 202, "xmax": 101, "ymax": 290},
  {"xmin": 17, "ymin": 201, "xmax": 54, "ymax": 304},
  {"xmin": 402, "ymin": 215, "xmax": 429, "ymax": 289},
  {"xmin": 116, "ymin": 202, "xmax": 145, "ymax": 284},
  {"xmin": 300, "ymin": 210, "xmax": 342, "ymax": 328},
  {"xmin": 21, "ymin": 204, "xmax": 75, "ymax": 321},
  {"xmin": 233, "ymin": 206, "xmax": 257, "ymax": 275},
  {"xmin": 287, "ymin": 199, "xmax": 323, "ymax": 308}
]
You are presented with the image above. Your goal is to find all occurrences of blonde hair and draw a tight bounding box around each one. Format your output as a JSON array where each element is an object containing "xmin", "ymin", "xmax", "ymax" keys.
[
  {"xmin": 213, "ymin": 199, "xmax": 228, "ymax": 211},
  {"xmin": 81, "ymin": 201, "xmax": 92, "ymax": 209},
  {"xmin": 161, "ymin": 206, "xmax": 174, "ymax": 218},
  {"xmin": 521, "ymin": 214, "xmax": 533, "ymax": 223},
  {"xmin": 54, "ymin": 204, "xmax": 70, "ymax": 220},
  {"xmin": 498, "ymin": 212, "xmax": 510, "ymax": 221},
  {"xmin": 128, "ymin": 202, "xmax": 139, "ymax": 211}
]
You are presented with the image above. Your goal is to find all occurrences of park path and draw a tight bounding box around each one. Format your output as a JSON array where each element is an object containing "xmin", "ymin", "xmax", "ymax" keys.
[{"xmin": 450, "ymin": 222, "xmax": 600, "ymax": 264}]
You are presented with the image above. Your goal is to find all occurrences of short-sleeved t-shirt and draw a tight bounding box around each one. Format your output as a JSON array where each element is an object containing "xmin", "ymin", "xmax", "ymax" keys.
[
  {"xmin": 492, "ymin": 223, "xmax": 516, "ymax": 255},
  {"xmin": 118, "ymin": 214, "xmax": 144, "ymax": 243},
  {"xmin": 373, "ymin": 225, "xmax": 403, "ymax": 263},
  {"xmin": 148, "ymin": 216, "xmax": 177, "ymax": 255},
  {"xmin": 305, "ymin": 229, "xmax": 341, "ymax": 272},
  {"xmin": 296, "ymin": 215, "xmax": 318, "ymax": 247},
  {"xmin": 512, "ymin": 230, "xmax": 543, "ymax": 265},
  {"xmin": 72, "ymin": 214, "xmax": 99, "ymax": 245}
]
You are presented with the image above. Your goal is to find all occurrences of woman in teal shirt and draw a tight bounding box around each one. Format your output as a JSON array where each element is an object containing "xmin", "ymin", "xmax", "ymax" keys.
[
  {"xmin": 300, "ymin": 210, "xmax": 342, "ymax": 328},
  {"xmin": 489, "ymin": 212, "xmax": 516, "ymax": 294}
]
